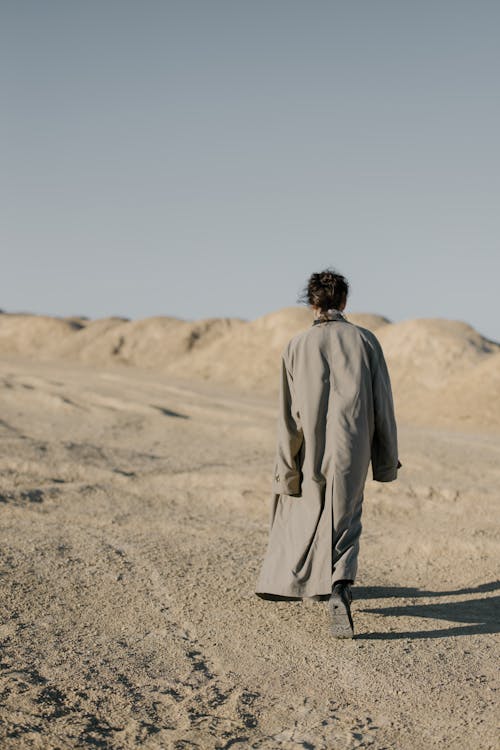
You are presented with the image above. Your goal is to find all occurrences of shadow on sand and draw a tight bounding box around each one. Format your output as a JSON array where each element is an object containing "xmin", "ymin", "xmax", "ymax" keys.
[{"xmin": 353, "ymin": 581, "xmax": 500, "ymax": 640}]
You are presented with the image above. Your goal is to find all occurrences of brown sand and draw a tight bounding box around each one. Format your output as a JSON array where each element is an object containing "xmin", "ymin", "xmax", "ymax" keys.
[
  {"xmin": 1, "ymin": 308, "xmax": 498, "ymax": 429},
  {"xmin": 0, "ymin": 309, "xmax": 499, "ymax": 748}
]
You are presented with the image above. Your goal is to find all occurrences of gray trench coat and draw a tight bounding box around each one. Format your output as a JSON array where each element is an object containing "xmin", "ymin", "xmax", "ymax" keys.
[{"xmin": 255, "ymin": 312, "xmax": 400, "ymax": 600}]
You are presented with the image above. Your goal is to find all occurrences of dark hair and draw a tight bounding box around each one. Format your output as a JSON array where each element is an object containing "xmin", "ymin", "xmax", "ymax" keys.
[{"xmin": 297, "ymin": 267, "xmax": 349, "ymax": 311}]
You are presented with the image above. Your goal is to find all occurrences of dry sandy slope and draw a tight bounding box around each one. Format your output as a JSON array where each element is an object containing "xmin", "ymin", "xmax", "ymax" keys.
[
  {"xmin": 1, "ymin": 308, "xmax": 499, "ymax": 431},
  {"xmin": 0, "ymin": 354, "xmax": 498, "ymax": 749}
]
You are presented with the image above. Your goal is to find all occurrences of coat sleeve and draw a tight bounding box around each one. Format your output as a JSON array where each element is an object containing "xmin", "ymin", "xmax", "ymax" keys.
[
  {"xmin": 370, "ymin": 338, "xmax": 401, "ymax": 482},
  {"xmin": 271, "ymin": 351, "xmax": 304, "ymax": 496}
]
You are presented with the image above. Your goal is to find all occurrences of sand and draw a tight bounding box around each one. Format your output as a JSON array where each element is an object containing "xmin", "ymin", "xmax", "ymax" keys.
[
  {"xmin": 0, "ymin": 308, "xmax": 499, "ymax": 748},
  {"xmin": 0, "ymin": 308, "xmax": 498, "ymax": 428}
]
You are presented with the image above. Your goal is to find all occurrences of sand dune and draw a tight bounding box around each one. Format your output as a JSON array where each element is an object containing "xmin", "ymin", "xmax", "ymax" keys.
[
  {"xmin": 376, "ymin": 318, "xmax": 498, "ymax": 388},
  {"xmin": 1, "ymin": 307, "xmax": 499, "ymax": 430},
  {"xmin": 373, "ymin": 318, "xmax": 500, "ymax": 428},
  {"xmin": 51, "ymin": 315, "xmax": 247, "ymax": 369},
  {"xmin": 420, "ymin": 350, "xmax": 500, "ymax": 429},
  {"xmin": 0, "ymin": 313, "xmax": 82, "ymax": 354}
]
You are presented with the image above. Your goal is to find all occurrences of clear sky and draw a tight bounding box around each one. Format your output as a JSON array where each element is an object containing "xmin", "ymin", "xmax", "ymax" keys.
[{"xmin": 1, "ymin": 1, "xmax": 499, "ymax": 340}]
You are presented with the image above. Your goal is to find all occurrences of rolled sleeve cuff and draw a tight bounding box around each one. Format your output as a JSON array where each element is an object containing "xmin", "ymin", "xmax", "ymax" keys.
[
  {"xmin": 272, "ymin": 469, "xmax": 302, "ymax": 496},
  {"xmin": 372, "ymin": 461, "xmax": 401, "ymax": 482}
]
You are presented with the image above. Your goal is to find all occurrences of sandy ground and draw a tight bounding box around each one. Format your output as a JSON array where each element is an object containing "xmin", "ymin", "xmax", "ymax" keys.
[{"xmin": 0, "ymin": 354, "xmax": 498, "ymax": 749}]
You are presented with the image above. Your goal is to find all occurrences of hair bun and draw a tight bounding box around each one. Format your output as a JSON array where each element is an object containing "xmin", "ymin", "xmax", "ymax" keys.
[{"xmin": 297, "ymin": 267, "xmax": 349, "ymax": 311}]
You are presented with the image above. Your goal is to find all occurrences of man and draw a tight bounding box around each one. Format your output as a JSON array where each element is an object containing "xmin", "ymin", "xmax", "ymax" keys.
[{"xmin": 255, "ymin": 268, "xmax": 401, "ymax": 638}]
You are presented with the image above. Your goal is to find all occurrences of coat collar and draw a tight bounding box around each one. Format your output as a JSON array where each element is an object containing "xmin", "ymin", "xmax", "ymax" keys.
[{"xmin": 312, "ymin": 309, "xmax": 347, "ymax": 326}]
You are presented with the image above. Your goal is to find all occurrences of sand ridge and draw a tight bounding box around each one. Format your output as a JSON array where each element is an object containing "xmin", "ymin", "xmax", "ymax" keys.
[{"xmin": 0, "ymin": 307, "xmax": 498, "ymax": 429}]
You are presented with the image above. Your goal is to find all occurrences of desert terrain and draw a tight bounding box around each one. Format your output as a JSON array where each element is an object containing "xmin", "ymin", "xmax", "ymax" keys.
[{"xmin": 0, "ymin": 307, "xmax": 498, "ymax": 749}]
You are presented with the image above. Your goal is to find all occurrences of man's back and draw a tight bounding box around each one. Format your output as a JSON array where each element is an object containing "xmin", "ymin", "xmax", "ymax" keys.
[{"xmin": 281, "ymin": 318, "xmax": 393, "ymax": 484}]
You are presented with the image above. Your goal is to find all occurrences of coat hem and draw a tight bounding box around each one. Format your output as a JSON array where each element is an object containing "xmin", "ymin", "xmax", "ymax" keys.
[
  {"xmin": 255, "ymin": 591, "xmax": 303, "ymax": 601},
  {"xmin": 255, "ymin": 591, "xmax": 331, "ymax": 602}
]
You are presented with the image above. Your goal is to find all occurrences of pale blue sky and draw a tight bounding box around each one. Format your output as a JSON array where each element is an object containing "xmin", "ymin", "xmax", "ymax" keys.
[{"xmin": 1, "ymin": 1, "xmax": 499, "ymax": 339}]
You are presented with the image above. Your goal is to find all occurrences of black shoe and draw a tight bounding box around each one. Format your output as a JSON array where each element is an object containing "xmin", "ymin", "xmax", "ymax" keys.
[{"xmin": 329, "ymin": 581, "xmax": 354, "ymax": 638}]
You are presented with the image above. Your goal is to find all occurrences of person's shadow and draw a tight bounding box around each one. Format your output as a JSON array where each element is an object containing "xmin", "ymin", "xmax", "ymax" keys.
[{"xmin": 352, "ymin": 581, "xmax": 500, "ymax": 640}]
